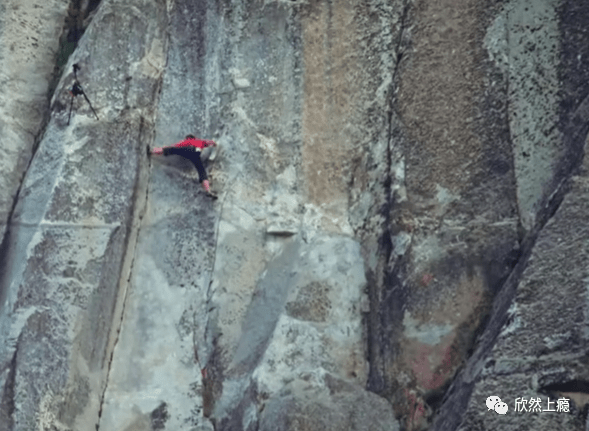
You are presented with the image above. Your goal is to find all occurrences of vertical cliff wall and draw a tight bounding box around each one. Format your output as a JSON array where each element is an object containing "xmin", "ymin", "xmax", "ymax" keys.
[
  {"xmin": 0, "ymin": 0, "xmax": 166, "ymax": 429},
  {"xmin": 0, "ymin": 0, "xmax": 69, "ymax": 248},
  {"xmin": 1, "ymin": 1, "xmax": 589, "ymax": 431}
]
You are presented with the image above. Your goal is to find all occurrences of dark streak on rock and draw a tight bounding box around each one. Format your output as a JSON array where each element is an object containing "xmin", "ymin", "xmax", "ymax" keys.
[
  {"xmin": 0, "ymin": 346, "xmax": 17, "ymax": 431},
  {"xmin": 215, "ymin": 380, "xmax": 259, "ymax": 431},
  {"xmin": 542, "ymin": 380, "xmax": 589, "ymax": 395},
  {"xmin": 431, "ymin": 69, "xmax": 589, "ymax": 431},
  {"xmin": 96, "ymin": 114, "xmax": 158, "ymax": 431},
  {"xmin": 430, "ymin": 2, "xmax": 589, "ymax": 429},
  {"xmin": 203, "ymin": 335, "xmax": 224, "ymax": 422},
  {"xmin": 365, "ymin": 0, "xmax": 412, "ymax": 399},
  {"xmin": 0, "ymin": 227, "xmax": 15, "ymax": 314},
  {"xmin": 150, "ymin": 402, "xmax": 169, "ymax": 431}
]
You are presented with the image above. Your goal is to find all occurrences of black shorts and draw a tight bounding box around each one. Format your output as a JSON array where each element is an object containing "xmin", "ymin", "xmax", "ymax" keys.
[{"xmin": 163, "ymin": 147, "xmax": 208, "ymax": 182}]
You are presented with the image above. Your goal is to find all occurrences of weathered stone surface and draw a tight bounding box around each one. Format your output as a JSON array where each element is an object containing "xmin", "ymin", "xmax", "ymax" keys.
[
  {"xmin": 96, "ymin": 0, "xmax": 400, "ymax": 429},
  {"xmin": 259, "ymin": 376, "xmax": 400, "ymax": 431},
  {"xmin": 96, "ymin": 0, "xmax": 217, "ymax": 428},
  {"xmin": 208, "ymin": 233, "xmax": 370, "ymax": 429},
  {"xmin": 358, "ymin": 1, "xmax": 521, "ymax": 427},
  {"xmin": 197, "ymin": 1, "xmax": 403, "ymax": 429},
  {"xmin": 97, "ymin": 167, "xmax": 217, "ymax": 431},
  {"xmin": 433, "ymin": 134, "xmax": 589, "ymax": 430},
  {"xmin": 0, "ymin": 0, "xmax": 70, "ymax": 245},
  {"xmin": 429, "ymin": 1, "xmax": 589, "ymax": 430},
  {"xmin": 356, "ymin": 0, "xmax": 589, "ymax": 428},
  {"xmin": 0, "ymin": 0, "xmax": 166, "ymax": 429},
  {"xmin": 486, "ymin": 0, "xmax": 563, "ymax": 231},
  {"xmin": 2, "ymin": 0, "xmax": 589, "ymax": 431}
]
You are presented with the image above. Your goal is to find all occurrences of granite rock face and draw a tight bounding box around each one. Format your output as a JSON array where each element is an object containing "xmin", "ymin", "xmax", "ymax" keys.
[
  {"xmin": 0, "ymin": 0, "xmax": 167, "ymax": 429},
  {"xmin": 0, "ymin": 1, "xmax": 589, "ymax": 431},
  {"xmin": 0, "ymin": 0, "xmax": 70, "ymax": 246}
]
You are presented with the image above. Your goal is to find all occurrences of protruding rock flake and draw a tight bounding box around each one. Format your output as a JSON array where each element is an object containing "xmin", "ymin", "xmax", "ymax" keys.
[{"xmin": 1, "ymin": 1, "xmax": 589, "ymax": 431}]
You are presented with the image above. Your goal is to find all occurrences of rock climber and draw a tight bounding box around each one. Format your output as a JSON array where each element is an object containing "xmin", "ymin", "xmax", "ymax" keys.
[{"xmin": 150, "ymin": 135, "xmax": 218, "ymax": 198}]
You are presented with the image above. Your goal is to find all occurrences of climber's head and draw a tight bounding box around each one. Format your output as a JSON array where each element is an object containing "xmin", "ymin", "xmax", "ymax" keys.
[{"xmin": 185, "ymin": 134, "xmax": 196, "ymax": 140}]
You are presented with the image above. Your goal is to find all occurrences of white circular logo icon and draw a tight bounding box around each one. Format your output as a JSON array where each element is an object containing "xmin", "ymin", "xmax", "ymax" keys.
[
  {"xmin": 494, "ymin": 401, "xmax": 508, "ymax": 415},
  {"xmin": 486, "ymin": 396, "xmax": 508, "ymax": 415},
  {"xmin": 486, "ymin": 396, "xmax": 501, "ymax": 410}
]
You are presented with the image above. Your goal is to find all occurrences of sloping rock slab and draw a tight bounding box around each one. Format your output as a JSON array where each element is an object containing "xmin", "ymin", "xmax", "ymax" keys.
[{"xmin": 259, "ymin": 376, "xmax": 400, "ymax": 431}]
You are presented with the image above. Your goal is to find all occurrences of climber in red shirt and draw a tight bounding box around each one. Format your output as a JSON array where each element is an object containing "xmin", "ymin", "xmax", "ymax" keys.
[{"xmin": 150, "ymin": 135, "xmax": 218, "ymax": 198}]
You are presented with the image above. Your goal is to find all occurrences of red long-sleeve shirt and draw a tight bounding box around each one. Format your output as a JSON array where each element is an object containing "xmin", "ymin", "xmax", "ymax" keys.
[{"xmin": 170, "ymin": 137, "xmax": 215, "ymax": 151}]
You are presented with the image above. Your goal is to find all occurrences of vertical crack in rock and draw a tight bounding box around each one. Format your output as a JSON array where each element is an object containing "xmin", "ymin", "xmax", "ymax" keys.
[
  {"xmin": 366, "ymin": 0, "xmax": 411, "ymax": 396},
  {"xmin": 52, "ymin": 0, "xmax": 103, "ymax": 91},
  {"xmin": 95, "ymin": 117, "xmax": 154, "ymax": 431},
  {"xmin": 430, "ymin": 92, "xmax": 589, "ymax": 431},
  {"xmin": 429, "ymin": 94, "xmax": 589, "ymax": 431},
  {"xmin": 94, "ymin": 1, "xmax": 169, "ymax": 420},
  {"xmin": 503, "ymin": 7, "xmax": 521, "ymax": 243},
  {"xmin": 0, "ymin": 226, "xmax": 15, "ymax": 311},
  {"xmin": 201, "ymin": 201, "xmax": 222, "ymax": 357},
  {"xmin": 0, "ymin": 344, "xmax": 18, "ymax": 431},
  {"xmin": 200, "ymin": 188, "xmax": 227, "ymax": 424}
]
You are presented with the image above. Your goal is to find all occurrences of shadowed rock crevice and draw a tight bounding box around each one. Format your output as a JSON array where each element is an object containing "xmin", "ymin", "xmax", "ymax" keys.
[
  {"xmin": 95, "ymin": 117, "xmax": 156, "ymax": 431},
  {"xmin": 55, "ymin": 0, "xmax": 103, "ymax": 73},
  {"xmin": 542, "ymin": 380, "xmax": 589, "ymax": 395},
  {"xmin": 431, "ymin": 93, "xmax": 589, "ymax": 431},
  {"xmin": 429, "ymin": 224, "xmax": 542, "ymax": 430},
  {"xmin": 0, "ymin": 347, "xmax": 17, "ymax": 431},
  {"xmin": 0, "ymin": 229, "xmax": 14, "ymax": 314},
  {"xmin": 364, "ymin": 0, "xmax": 411, "ymax": 398}
]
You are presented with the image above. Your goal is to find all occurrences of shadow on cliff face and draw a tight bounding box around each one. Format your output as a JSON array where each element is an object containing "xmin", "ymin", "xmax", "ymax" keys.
[
  {"xmin": 363, "ymin": 0, "xmax": 589, "ymax": 429},
  {"xmin": 51, "ymin": 0, "xmax": 103, "ymax": 99},
  {"xmin": 429, "ymin": 1, "xmax": 589, "ymax": 430},
  {"xmin": 58, "ymin": 0, "xmax": 102, "ymax": 68},
  {"xmin": 0, "ymin": 228, "xmax": 14, "ymax": 314}
]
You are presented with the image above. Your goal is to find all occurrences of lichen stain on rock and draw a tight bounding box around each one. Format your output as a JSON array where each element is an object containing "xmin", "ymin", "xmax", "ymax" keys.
[
  {"xmin": 301, "ymin": 0, "xmax": 359, "ymax": 215},
  {"xmin": 398, "ymin": 0, "xmax": 483, "ymax": 201},
  {"xmin": 285, "ymin": 281, "xmax": 331, "ymax": 323},
  {"xmin": 404, "ymin": 334, "xmax": 456, "ymax": 391},
  {"xmin": 400, "ymin": 271, "xmax": 490, "ymax": 408}
]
